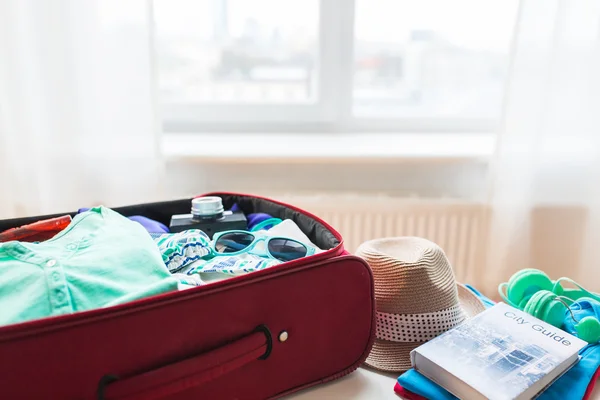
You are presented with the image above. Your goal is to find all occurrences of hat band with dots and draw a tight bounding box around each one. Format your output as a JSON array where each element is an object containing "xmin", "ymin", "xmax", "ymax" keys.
[{"xmin": 375, "ymin": 304, "xmax": 465, "ymax": 343}]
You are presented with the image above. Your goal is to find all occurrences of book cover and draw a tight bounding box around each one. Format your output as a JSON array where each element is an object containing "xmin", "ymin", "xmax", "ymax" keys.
[{"xmin": 411, "ymin": 302, "xmax": 587, "ymax": 400}]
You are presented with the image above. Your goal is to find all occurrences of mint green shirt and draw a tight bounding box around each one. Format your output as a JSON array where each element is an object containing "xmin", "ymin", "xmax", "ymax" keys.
[{"xmin": 0, "ymin": 207, "xmax": 179, "ymax": 326}]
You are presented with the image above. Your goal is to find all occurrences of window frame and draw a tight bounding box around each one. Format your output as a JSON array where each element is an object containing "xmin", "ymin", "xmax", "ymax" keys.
[{"xmin": 157, "ymin": 0, "xmax": 500, "ymax": 134}]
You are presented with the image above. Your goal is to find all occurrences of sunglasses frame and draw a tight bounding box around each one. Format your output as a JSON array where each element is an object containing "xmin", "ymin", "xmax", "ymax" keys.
[{"xmin": 211, "ymin": 230, "xmax": 315, "ymax": 261}]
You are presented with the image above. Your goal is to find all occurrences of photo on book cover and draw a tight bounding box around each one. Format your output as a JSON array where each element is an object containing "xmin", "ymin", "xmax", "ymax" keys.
[{"xmin": 437, "ymin": 321, "xmax": 560, "ymax": 392}]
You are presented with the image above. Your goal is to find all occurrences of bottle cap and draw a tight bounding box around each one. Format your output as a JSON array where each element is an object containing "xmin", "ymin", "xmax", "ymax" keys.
[{"xmin": 191, "ymin": 197, "xmax": 224, "ymax": 218}]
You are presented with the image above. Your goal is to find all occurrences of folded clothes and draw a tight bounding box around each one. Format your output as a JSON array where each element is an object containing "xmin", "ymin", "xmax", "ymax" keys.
[
  {"xmin": 0, "ymin": 207, "xmax": 178, "ymax": 326},
  {"xmin": 393, "ymin": 382, "xmax": 426, "ymax": 400},
  {"xmin": 396, "ymin": 284, "xmax": 600, "ymax": 400},
  {"xmin": 247, "ymin": 213, "xmax": 274, "ymax": 230}
]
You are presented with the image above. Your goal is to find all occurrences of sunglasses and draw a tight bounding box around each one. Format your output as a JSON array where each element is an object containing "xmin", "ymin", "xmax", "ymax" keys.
[{"xmin": 211, "ymin": 230, "xmax": 315, "ymax": 262}]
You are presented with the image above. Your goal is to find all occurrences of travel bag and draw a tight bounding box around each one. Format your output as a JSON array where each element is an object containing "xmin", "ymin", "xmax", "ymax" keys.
[{"xmin": 0, "ymin": 193, "xmax": 376, "ymax": 399}]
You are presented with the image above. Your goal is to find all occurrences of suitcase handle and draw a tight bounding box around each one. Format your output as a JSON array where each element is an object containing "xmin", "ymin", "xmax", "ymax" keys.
[{"xmin": 97, "ymin": 324, "xmax": 273, "ymax": 400}]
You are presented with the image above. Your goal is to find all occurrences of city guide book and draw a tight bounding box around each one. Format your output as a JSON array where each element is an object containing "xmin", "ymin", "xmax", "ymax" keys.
[{"xmin": 410, "ymin": 302, "xmax": 587, "ymax": 400}]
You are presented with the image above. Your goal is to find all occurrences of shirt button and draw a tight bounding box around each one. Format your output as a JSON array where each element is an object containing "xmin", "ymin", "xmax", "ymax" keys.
[
  {"xmin": 55, "ymin": 290, "xmax": 65, "ymax": 302},
  {"xmin": 66, "ymin": 244, "xmax": 77, "ymax": 251},
  {"xmin": 52, "ymin": 272, "xmax": 61, "ymax": 282},
  {"xmin": 46, "ymin": 259, "xmax": 57, "ymax": 267}
]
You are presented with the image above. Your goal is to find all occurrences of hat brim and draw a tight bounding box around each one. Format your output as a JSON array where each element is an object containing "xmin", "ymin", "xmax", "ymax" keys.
[{"xmin": 363, "ymin": 283, "xmax": 486, "ymax": 373}]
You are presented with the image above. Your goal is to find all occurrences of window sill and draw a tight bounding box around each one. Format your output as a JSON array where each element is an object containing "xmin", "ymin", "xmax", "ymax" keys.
[{"xmin": 162, "ymin": 132, "xmax": 495, "ymax": 164}]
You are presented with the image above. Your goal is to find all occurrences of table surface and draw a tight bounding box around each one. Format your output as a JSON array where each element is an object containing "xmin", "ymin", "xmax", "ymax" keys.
[
  {"xmin": 285, "ymin": 366, "xmax": 600, "ymax": 400},
  {"xmin": 284, "ymin": 368, "xmax": 404, "ymax": 399}
]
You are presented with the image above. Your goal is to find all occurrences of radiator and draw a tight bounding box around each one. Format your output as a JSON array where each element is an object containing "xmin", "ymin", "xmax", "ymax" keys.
[{"xmin": 274, "ymin": 194, "xmax": 491, "ymax": 286}]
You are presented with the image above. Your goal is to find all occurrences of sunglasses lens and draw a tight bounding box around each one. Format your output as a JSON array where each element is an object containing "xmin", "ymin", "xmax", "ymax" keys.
[
  {"xmin": 267, "ymin": 239, "xmax": 308, "ymax": 262},
  {"xmin": 215, "ymin": 232, "xmax": 254, "ymax": 254}
]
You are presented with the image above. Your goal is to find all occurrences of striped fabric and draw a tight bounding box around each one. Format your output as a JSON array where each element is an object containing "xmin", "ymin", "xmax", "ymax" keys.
[
  {"xmin": 151, "ymin": 230, "xmax": 212, "ymax": 273},
  {"xmin": 189, "ymin": 254, "xmax": 281, "ymax": 275}
]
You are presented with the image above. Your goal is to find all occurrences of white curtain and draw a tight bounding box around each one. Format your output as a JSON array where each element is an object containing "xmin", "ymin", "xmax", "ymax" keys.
[
  {"xmin": 0, "ymin": 0, "xmax": 163, "ymax": 219},
  {"xmin": 485, "ymin": 0, "xmax": 600, "ymax": 295}
]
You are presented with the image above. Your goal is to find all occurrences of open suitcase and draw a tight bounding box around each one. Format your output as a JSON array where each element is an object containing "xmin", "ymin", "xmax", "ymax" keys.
[{"xmin": 0, "ymin": 193, "xmax": 375, "ymax": 400}]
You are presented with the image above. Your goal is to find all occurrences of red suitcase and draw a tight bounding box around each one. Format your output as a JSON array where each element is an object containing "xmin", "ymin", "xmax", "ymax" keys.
[{"xmin": 0, "ymin": 193, "xmax": 375, "ymax": 399}]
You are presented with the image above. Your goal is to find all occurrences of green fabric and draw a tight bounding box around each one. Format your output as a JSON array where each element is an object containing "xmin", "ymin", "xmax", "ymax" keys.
[{"xmin": 0, "ymin": 207, "xmax": 178, "ymax": 326}]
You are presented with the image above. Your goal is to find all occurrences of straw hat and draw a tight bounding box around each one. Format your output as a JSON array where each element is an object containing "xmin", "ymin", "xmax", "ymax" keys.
[{"xmin": 356, "ymin": 237, "xmax": 486, "ymax": 372}]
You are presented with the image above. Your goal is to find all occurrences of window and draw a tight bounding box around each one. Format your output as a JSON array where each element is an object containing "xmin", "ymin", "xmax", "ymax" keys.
[{"xmin": 153, "ymin": 0, "xmax": 519, "ymax": 132}]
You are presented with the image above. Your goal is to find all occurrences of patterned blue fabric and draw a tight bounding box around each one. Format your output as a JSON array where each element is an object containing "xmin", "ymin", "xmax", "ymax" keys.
[
  {"xmin": 397, "ymin": 286, "xmax": 600, "ymax": 400},
  {"xmin": 188, "ymin": 254, "xmax": 280, "ymax": 275},
  {"xmin": 151, "ymin": 230, "xmax": 212, "ymax": 273}
]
